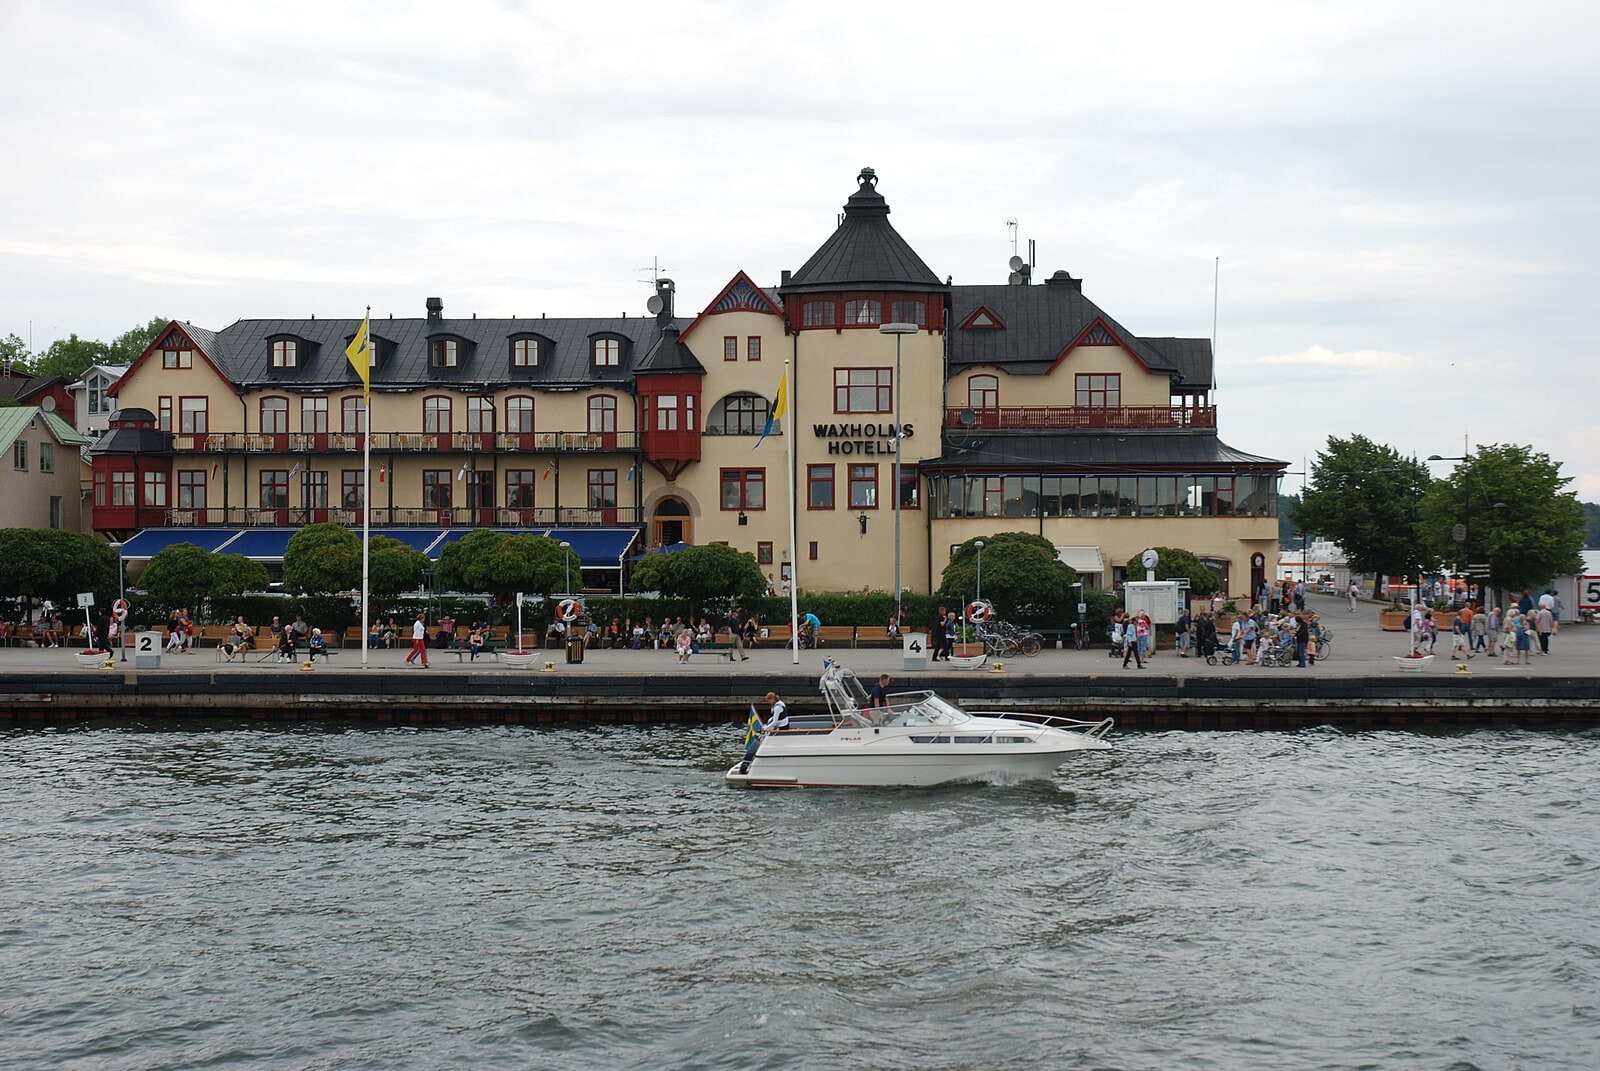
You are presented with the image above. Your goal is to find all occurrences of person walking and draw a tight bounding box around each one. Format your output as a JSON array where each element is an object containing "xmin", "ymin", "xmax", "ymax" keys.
[
  {"xmin": 1197, "ymin": 613, "xmax": 1217, "ymax": 659},
  {"xmin": 1347, "ymin": 579, "xmax": 1360, "ymax": 612},
  {"xmin": 726, "ymin": 608, "xmax": 748, "ymax": 661},
  {"xmin": 943, "ymin": 611, "xmax": 959, "ymax": 660},
  {"xmin": 1512, "ymin": 611, "xmax": 1533, "ymax": 664},
  {"xmin": 1484, "ymin": 606, "xmax": 1500, "ymax": 657},
  {"xmin": 1228, "ymin": 615, "xmax": 1244, "ymax": 663},
  {"xmin": 1294, "ymin": 614, "xmax": 1311, "ymax": 668},
  {"xmin": 1470, "ymin": 605, "xmax": 1488, "ymax": 656},
  {"xmin": 1121, "ymin": 616, "xmax": 1144, "ymax": 669},
  {"xmin": 1293, "ymin": 580, "xmax": 1306, "ymax": 612},
  {"xmin": 1176, "ymin": 608, "xmax": 1192, "ymax": 658},
  {"xmin": 405, "ymin": 614, "xmax": 429, "ymax": 668},
  {"xmin": 1535, "ymin": 604, "xmax": 1554, "ymax": 655},
  {"xmin": 1450, "ymin": 612, "xmax": 1471, "ymax": 659}
]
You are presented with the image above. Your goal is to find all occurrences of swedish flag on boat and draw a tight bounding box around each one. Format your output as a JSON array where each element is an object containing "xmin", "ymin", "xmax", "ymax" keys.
[
  {"xmin": 752, "ymin": 372, "xmax": 787, "ymax": 450},
  {"xmin": 742, "ymin": 705, "xmax": 764, "ymax": 745}
]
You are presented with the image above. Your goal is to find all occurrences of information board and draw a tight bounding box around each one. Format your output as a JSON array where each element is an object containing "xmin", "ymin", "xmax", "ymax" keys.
[{"xmin": 1123, "ymin": 581, "xmax": 1181, "ymax": 624}]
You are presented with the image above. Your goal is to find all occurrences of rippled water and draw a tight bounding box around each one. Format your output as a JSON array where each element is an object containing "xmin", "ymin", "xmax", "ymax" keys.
[{"xmin": 3, "ymin": 722, "xmax": 1598, "ymax": 1070}]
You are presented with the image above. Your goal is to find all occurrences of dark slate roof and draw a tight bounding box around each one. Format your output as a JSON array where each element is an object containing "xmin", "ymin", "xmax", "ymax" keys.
[
  {"xmin": 0, "ymin": 372, "xmax": 61, "ymax": 402},
  {"xmin": 948, "ymin": 283, "xmax": 1213, "ymax": 389},
  {"xmin": 93, "ymin": 425, "xmax": 172, "ymax": 456},
  {"xmin": 198, "ymin": 314, "xmax": 689, "ymax": 391},
  {"xmin": 635, "ymin": 327, "xmax": 706, "ymax": 375},
  {"xmin": 780, "ymin": 169, "xmax": 945, "ymax": 295},
  {"xmin": 180, "ymin": 322, "xmax": 219, "ymax": 359},
  {"xmin": 922, "ymin": 432, "xmax": 1285, "ymax": 471}
]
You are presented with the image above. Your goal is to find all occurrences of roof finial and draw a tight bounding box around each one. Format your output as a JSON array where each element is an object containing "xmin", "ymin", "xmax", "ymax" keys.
[{"xmin": 858, "ymin": 166, "xmax": 877, "ymax": 189}]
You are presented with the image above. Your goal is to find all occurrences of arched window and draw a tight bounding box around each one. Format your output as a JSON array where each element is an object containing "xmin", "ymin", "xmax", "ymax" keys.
[
  {"xmin": 707, "ymin": 392, "xmax": 772, "ymax": 435},
  {"xmin": 588, "ymin": 394, "xmax": 617, "ymax": 433},
  {"xmin": 260, "ymin": 396, "xmax": 288, "ymax": 434},
  {"xmin": 270, "ymin": 340, "xmax": 297, "ymax": 368},
  {"xmin": 844, "ymin": 299, "xmax": 882, "ymax": 325},
  {"xmin": 802, "ymin": 300, "xmax": 835, "ymax": 327},
  {"xmin": 423, "ymin": 395, "xmax": 452, "ymax": 434},
  {"xmin": 506, "ymin": 396, "xmax": 534, "ymax": 434},
  {"xmin": 467, "ymin": 396, "xmax": 495, "ymax": 434},
  {"xmin": 968, "ymin": 375, "xmax": 999, "ymax": 410},
  {"xmin": 591, "ymin": 338, "xmax": 621, "ymax": 367}
]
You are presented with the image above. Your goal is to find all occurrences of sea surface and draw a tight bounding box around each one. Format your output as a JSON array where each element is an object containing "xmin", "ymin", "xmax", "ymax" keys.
[{"xmin": 2, "ymin": 722, "xmax": 1598, "ymax": 1071}]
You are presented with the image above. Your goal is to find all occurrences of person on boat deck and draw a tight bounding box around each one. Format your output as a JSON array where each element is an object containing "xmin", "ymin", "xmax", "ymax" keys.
[
  {"xmin": 868, "ymin": 674, "xmax": 891, "ymax": 712},
  {"xmin": 738, "ymin": 692, "xmax": 789, "ymax": 774}
]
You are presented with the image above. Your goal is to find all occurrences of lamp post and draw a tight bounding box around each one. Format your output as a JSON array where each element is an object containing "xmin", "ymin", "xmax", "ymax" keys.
[
  {"xmin": 975, "ymin": 539, "xmax": 985, "ymax": 605},
  {"xmin": 1426, "ymin": 452, "xmax": 1508, "ymax": 605},
  {"xmin": 108, "ymin": 540, "xmax": 126, "ymax": 662},
  {"xmin": 560, "ymin": 540, "xmax": 573, "ymax": 596},
  {"xmin": 878, "ymin": 322, "xmax": 917, "ymax": 631}
]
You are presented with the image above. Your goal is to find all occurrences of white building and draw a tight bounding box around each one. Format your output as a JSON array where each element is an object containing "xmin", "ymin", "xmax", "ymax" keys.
[{"xmin": 66, "ymin": 363, "xmax": 129, "ymax": 443}]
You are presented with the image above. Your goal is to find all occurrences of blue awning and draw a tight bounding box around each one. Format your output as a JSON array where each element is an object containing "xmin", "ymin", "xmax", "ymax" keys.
[
  {"xmin": 429, "ymin": 528, "xmax": 543, "ymax": 557},
  {"xmin": 370, "ymin": 529, "xmax": 451, "ymax": 557},
  {"xmin": 222, "ymin": 529, "xmax": 299, "ymax": 560},
  {"xmin": 549, "ymin": 528, "xmax": 638, "ymax": 569},
  {"xmin": 120, "ymin": 528, "xmax": 244, "ymax": 559}
]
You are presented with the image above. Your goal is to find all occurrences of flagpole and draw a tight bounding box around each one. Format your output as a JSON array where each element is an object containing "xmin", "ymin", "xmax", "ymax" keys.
[
  {"xmin": 360, "ymin": 305, "xmax": 371, "ymax": 669},
  {"xmin": 784, "ymin": 357, "xmax": 799, "ymax": 665}
]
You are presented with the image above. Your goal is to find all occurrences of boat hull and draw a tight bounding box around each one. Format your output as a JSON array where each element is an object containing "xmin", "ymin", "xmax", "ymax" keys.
[{"xmin": 724, "ymin": 744, "xmax": 1101, "ymax": 788}]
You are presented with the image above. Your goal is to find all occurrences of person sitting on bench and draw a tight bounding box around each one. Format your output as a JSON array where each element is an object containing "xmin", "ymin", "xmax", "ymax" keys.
[
  {"xmin": 468, "ymin": 627, "xmax": 486, "ymax": 661},
  {"xmin": 277, "ymin": 628, "xmax": 297, "ymax": 663},
  {"xmin": 307, "ymin": 628, "xmax": 330, "ymax": 661}
]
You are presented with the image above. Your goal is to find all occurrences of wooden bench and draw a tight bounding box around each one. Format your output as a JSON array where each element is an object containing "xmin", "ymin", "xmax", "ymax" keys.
[
  {"xmin": 690, "ymin": 641, "xmax": 736, "ymax": 663},
  {"xmin": 450, "ymin": 638, "xmax": 506, "ymax": 662},
  {"xmin": 814, "ymin": 625, "xmax": 857, "ymax": 648},
  {"xmin": 758, "ymin": 625, "xmax": 791, "ymax": 647}
]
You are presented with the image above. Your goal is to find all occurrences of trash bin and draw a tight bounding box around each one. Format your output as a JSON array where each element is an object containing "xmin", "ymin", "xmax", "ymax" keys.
[{"xmin": 565, "ymin": 637, "xmax": 585, "ymax": 664}]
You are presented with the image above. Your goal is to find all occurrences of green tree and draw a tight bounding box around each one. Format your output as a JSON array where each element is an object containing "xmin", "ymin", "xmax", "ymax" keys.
[
  {"xmin": 436, "ymin": 529, "xmax": 578, "ymax": 600},
  {"xmin": 283, "ymin": 523, "xmax": 360, "ymax": 594},
  {"xmin": 1418, "ymin": 444, "xmax": 1585, "ymax": 593},
  {"xmin": 1148, "ymin": 546, "xmax": 1223, "ymax": 596},
  {"xmin": 629, "ymin": 543, "xmax": 765, "ymax": 616},
  {"xmin": 212, "ymin": 554, "xmax": 269, "ymax": 596},
  {"xmin": 0, "ymin": 528, "xmax": 119, "ymax": 606},
  {"xmin": 29, "ymin": 333, "xmax": 109, "ymax": 382},
  {"xmin": 0, "ymin": 333, "xmax": 30, "ymax": 368},
  {"xmin": 1582, "ymin": 501, "xmax": 1600, "ymax": 549},
  {"xmin": 368, "ymin": 535, "xmax": 429, "ymax": 597},
  {"xmin": 938, "ymin": 531, "xmax": 1078, "ymax": 624},
  {"xmin": 1276, "ymin": 493, "xmax": 1301, "ymax": 545},
  {"xmin": 1291, "ymin": 435, "xmax": 1434, "ymax": 593},
  {"xmin": 138, "ymin": 543, "xmax": 265, "ymax": 610},
  {"xmin": 104, "ymin": 317, "xmax": 168, "ymax": 365}
]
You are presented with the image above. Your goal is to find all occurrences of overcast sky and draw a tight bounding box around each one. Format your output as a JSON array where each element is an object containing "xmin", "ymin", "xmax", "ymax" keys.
[{"xmin": 3, "ymin": 0, "xmax": 1595, "ymax": 497}]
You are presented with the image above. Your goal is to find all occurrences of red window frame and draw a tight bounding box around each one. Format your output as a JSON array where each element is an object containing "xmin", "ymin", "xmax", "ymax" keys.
[
  {"xmin": 511, "ymin": 337, "xmax": 539, "ymax": 367},
  {"xmin": 587, "ymin": 468, "xmax": 618, "ymax": 509},
  {"xmin": 898, "ymin": 468, "xmax": 921, "ymax": 510},
  {"xmin": 833, "ymin": 368, "xmax": 892, "ymax": 413},
  {"xmin": 177, "ymin": 470, "xmax": 206, "ymax": 509},
  {"xmin": 967, "ymin": 375, "xmax": 999, "ymax": 410},
  {"xmin": 506, "ymin": 470, "xmax": 537, "ymax": 508},
  {"xmin": 422, "ymin": 395, "xmax": 452, "ymax": 434},
  {"xmin": 747, "ymin": 336, "xmax": 761, "ymax": 361},
  {"xmin": 260, "ymin": 396, "xmax": 288, "ymax": 434},
  {"xmin": 1075, "ymin": 373, "xmax": 1121, "ymax": 408},
  {"xmin": 723, "ymin": 336, "xmax": 738, "ymax": 361},
  {"xmin": 592, "ymin": 338, "xmax": 621, "ymax": 366},
  {"xmin": 757, "ymin": 541, "xmax": 773, "ymax": 565},
  {"xmin": 158, "ymin": 396, "xmax": 172, "ymax": 433},
  {"xmin": 93, "ymin": 471, "xmax": 106, "ymax": 506},
  {"xmin": 808, "ymin": 540, "xmax": 819, "ymax": 561},
  {"xmin": 422, "ymin": 469, "xmax": 452, "ymax": 509},
  {"xmin": 162, "ymin": 348, "xmax": 192, "ymax": 369},
  {"xmin": 179, "ymin": 396, "xmax": 208, "ymax": 434},
  {"xmin": 431, "ymin": 339, "xmax": 458, "ymax": 368},
  {"xmin": 341, "ymin": 469, "xmax": 364, "ymax": 509},
  {"xmin": 802, "ymin": 300, "xmax": 835, "ymax": 327},
  {"xmin": 848, "ymin": 464, "xmax": 879, "ymax": 509},
  {"xmin": 807, "ymin": 464, "xmax": 835, "ymax": 510},
  {"xmin": 465, "ymin": 470, "xmax": 494, "ymax": 508},
  {"xmin": 506, "ymin": 396, "xmax": 534, "ymax": 434},
  {"xmin": 303, "ymin": 470, "xmax": 329, "ymax": 509},
  {"xmin": 466, "ymin": 396, "xmax": 495, "ymax": 434},
  {"xmin": 142, "ymin": 470, "xmax": 167, "ymax": 507},
  {"xmin": 341, "ymin": 396, "xmax": 366, "ymax": 434},
  {"xmin": 720, "ymin": 468, "xmax": 766, "ymax": 511},
  {"xmin": 110, "ymin": 470, "xmax": 135, "ymax": 506},
  {"xmin": 259, "ymin": 470, "xmax": 288, "ymax": 509},
  {"xmin": 843, "ymin": 299, "xmax": 882, "ymax": 326},
  {"xmin": 301, "ymin": 396, "xmax": 328, "ymax": 433},
  {"xmin": 588, "ymin": 395, "xmax": 617, "ymax": 433},
  {"xmin": 270, "ymin": 339, "xmax": 296, "ymax": 368},
  {"xmin": 890, "ymin": 299, "xmax": 925, "ymax": 326}
]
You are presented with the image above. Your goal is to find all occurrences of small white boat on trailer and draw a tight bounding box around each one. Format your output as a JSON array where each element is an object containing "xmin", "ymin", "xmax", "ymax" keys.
[{"xmin": 725, "ymin": 664, "xmax": 1113, "ymax": 788}]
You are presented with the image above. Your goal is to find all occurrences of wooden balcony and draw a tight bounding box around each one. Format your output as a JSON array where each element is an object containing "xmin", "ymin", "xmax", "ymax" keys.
[
  {"xmin": 944, "ymin": 405, "xmax": 1216, "ymax": 430},
  {"xmin": 167, "ymin": 430, "xmax": 639, "ymax": 454}
]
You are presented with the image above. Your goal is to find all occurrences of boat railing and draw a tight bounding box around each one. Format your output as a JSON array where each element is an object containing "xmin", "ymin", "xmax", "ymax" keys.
[{"xmin": 962, "ymin": 711, "xmax": 1116, "ymax": 739}]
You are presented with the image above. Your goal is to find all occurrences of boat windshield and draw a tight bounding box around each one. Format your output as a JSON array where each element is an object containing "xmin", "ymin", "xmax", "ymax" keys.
[{"xmin": 882, "ymin": 693, "xmax": 972, "ymax": 727}]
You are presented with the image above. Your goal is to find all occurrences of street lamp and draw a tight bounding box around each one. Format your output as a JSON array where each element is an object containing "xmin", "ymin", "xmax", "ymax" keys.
[
  {"xmin": 878, "ymin": 321, "xmax": 917, "ymax": 632},
  {"xmin": 560, "ymin": 540, "xmax": 573, "ymax": 596},
  {"xmin": 975, "ymin": 539, "xmax": 985, "ymax": 605},
  {"xmin": 1425, "ymin": 452, "xmax": 1507, "ymax": 603}
]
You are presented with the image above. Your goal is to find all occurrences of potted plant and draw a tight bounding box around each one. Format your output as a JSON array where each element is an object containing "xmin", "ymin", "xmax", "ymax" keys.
[
  {"xmin": 952, "ymin": 622, "xmax": 984, "ymax": 658},
  {"xmin": 75, "ymin": 648, "xmax": 111, "ymax": 669},
  {"xmin": 500, "ymin": 649, "xmax": 538, "ymax": 670},
  {"xmin": 1379, "ymin": 603, "xmax": 1411, "ymax": 631}
]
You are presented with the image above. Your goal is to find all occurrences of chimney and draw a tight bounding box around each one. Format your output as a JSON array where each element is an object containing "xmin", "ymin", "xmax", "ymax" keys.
[
  {"xmin": 1045, "ymin": 270, "xmax": 1082, "ymax": 292},
  {"xmin": 780, "ymin": 269, "xmax": 792, "ymax": 287},
  {"xmin": 654, "ymin": 277, "xmax": 675, "ymax": 326},
  {"xmin": 425, "ymin": 296, "xmax": 443, "ymax": 324}
]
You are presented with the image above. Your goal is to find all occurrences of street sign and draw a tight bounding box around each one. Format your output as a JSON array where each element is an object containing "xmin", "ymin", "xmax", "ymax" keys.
[
  {"xmin": 1451, "ymin": 523, "xmax": 1467, "ymax": 543},
  {"xmin": 1579, "ymin": 576, "xmax": 1600, "ymax": 612},
  {"xmin": 76, "ymin": 592, "xmax": 95, "ymax": 608},
  {"xmin": 1466, "ymin": 563, "xmax": 1491, "ymax": 572}
]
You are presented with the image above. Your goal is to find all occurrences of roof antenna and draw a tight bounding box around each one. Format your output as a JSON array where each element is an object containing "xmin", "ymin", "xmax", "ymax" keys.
[
  {"xmin": 1005, "ymin": 217, "xmax": 1019, "ymax": 256},
  {"xmin": 1211, "ymin": 256, "xmax": 1220, "ymax": 394},
  {"xmin": 637, "ymin": 257, "xmax": 675, "ymax": 284}
]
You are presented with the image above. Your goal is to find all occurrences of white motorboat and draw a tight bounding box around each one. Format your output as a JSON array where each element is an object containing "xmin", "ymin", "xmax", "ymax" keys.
[{"xmin": 725, "ymin": 664, "xmax": 1113, "ymax": 788}]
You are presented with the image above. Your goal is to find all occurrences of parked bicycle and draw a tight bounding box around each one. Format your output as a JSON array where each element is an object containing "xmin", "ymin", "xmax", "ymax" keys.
[{"xmin": 976, "ymin": 618, "xmax": 1043, "ymax": 657}]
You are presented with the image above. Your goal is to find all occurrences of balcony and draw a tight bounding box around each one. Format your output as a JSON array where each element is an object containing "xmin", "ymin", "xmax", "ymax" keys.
[
  {"xmin": 944, "ymin": 405, "xmax": 1216, "ymax": 430},
  {"xmin": 167, "ymin": 430, "xmax": 639, "ymax": 454},
  {"xmin": 146, "ymin": 506, "xmax": 641, "ymax": 528}
]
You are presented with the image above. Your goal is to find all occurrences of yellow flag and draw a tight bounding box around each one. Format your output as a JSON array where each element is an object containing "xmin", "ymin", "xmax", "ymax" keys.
[
  {"xmin": 344, "ymin": 316, "xmax": 372, "ymax": 396},
  {"xmin": 753, "ymin": 371, "xmax": 788, "ymax": 450}
]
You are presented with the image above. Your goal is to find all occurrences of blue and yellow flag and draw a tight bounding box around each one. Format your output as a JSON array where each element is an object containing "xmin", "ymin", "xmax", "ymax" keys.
[
  {"xmin": 345, "ymin": 315, "xmax": 372, "ymax": 397},
  {"xmin": 742, "ymin": 705, "xmax": 764, "ymax": 745},
  {"xmin": 752, "ymin": 371, "xmax": 788, "ymax": 450}
]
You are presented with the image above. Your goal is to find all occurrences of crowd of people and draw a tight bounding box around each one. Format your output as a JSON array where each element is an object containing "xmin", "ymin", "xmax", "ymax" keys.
[{"xmin": 1405, "ymin": 588, "xmax": 1563, "ymax": 664}]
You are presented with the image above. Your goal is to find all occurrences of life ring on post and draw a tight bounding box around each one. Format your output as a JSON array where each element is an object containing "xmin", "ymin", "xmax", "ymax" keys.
[
  {"xmin": 556, "ymin": 598, "xmax": 583, "ymax": 623},
  {"xmin": 966, "ymin": 600, "xmax": 993, "ymax": 623}
]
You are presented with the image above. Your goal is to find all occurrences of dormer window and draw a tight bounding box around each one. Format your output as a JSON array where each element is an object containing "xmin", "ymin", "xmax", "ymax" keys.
[
  {"xmin": 511, "ymin": 338, "xmax": 540, "ymax": 367},
  {"xmin": 271, "ymin": 340, "xmax": 297, "ymax": 368},
  {"xmin": 844, "ymin": 299, "xmax": 882, "ymax": 325},
  {"xmin": 431, "ymin": 339, "xmax": 458, "ymax": 368},
  {"xmin": 592, "ymin": 338, "xmax": 621, "ymax": 367}
]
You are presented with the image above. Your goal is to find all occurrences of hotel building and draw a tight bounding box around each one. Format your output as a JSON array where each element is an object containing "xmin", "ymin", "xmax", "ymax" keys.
[{"xmin": 93, "ymin": 169, "xmax": 1285, "ymax": 594}]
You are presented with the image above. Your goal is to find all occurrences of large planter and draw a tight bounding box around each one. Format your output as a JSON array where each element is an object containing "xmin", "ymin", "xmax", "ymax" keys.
[
  {"xmin": 953, "ymin": 643, "xmax": 984, "ymax": 658},
  {"xmin": 1430, "ymin": 612, "xmax": 1458, "ymax": 633},
  {"xmin": 1379, "ymin": 612, "xmax": 1410, "ymax": 632},
  {"xmin": 75, "ymin": 649, "xmax": 111, "ymax": 669},
  {"xmin": 501, "ymin": 650, "xmax": 539, "ymax": 670}
]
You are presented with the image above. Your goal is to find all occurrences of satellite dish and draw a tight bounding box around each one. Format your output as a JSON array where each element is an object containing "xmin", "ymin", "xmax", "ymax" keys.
[
  {"xmin": 1008, "ymin": 255, "xmax": 1025, "ymax": 271},
  {"xmin": 958, "ymin": 407, "xmax": 976, "ymax": 428},
  {"xmin": 40, "ymin": 396, "xmax": 56, "ymax": 413},
  {"xmin": 646, "ymin": 295, "xmax": 664, "ymax": 314},
  {"xmin": 1141, "ymin": 549, "xmax": 1160, "ymax": 570}
]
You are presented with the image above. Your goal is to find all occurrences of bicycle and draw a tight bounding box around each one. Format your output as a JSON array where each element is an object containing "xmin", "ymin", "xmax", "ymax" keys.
[{"xmin": 1072, "ymin": 622, "xmax": 1090, "ymax": 651}]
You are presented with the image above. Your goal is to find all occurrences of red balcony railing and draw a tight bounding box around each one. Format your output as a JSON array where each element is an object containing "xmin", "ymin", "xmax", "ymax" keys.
[
  {"xmin": 944, "ymin": 405, "xmax": 1216, "ymax": 430},
  {"xmin": 166, "ymin": 431, "xmax": 638, "ymax": 454},
  {"xmin": 131, "ymin": 506, "xmax": 641, "ymax": 528}
]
